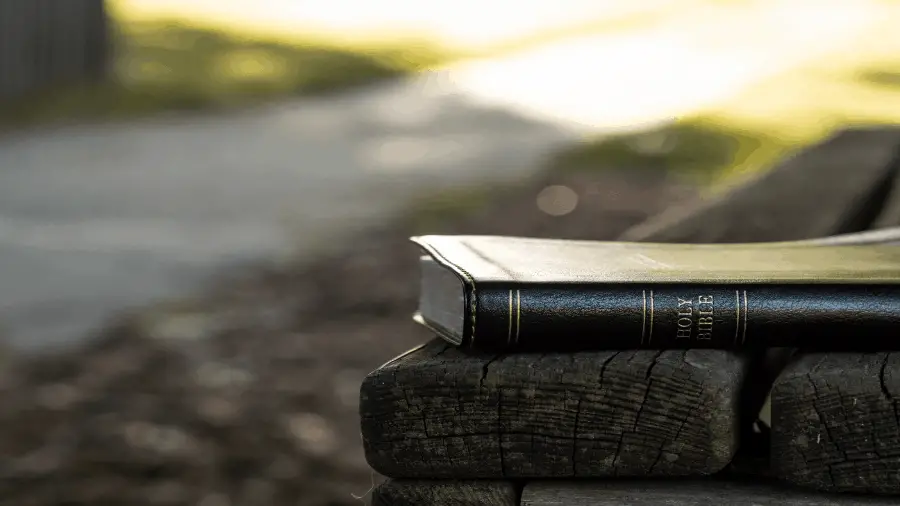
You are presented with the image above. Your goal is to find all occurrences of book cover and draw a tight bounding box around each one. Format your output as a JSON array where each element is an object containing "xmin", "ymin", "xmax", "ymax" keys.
[{"xmin": 412, "ymin": 234, "xmax": 900, "ymax": 351}]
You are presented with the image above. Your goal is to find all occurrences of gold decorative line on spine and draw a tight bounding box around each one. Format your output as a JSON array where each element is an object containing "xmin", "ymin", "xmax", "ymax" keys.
[
  {"xmin": 515, "ymin": 290, "xmax": 521, "ymax": 344},
  {"xmin": 648, "ymin": 290, "xmax": 655, "ymax": 344},
  {"xmin": 507, "ymin": 290, "xmax": 513, "ymax": 345},
  {"xmin": 734, "ymin": 290, "xmax": 740, "ymax": 345},
  {"xmin": 742, "ymin": 290, "xmax": 749, "ymax": 345},
  {"xmin": 641, "ymin": 290, "xmax": 647, "ymax": 346}
]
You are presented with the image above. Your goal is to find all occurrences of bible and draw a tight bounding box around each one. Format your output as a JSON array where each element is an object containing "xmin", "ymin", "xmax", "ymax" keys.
[{"xmin": 412, "ymin": 233, "xmax": 900, "ymax": 351}]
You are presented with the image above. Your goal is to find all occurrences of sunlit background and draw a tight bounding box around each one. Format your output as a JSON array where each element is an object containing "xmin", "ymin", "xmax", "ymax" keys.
[
  {"xmin": 110, "ymin": 0, "xmax": 900, "ymax": 132},
  {"xmin": 2, "ymin": 0, "xmax": 900, "ymax": 504}
]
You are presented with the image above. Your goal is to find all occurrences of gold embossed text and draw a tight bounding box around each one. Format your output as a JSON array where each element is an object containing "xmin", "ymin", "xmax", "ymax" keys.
[{"xmin": 674, "ymin": 295, "xmax": 714, "ymax": 341}]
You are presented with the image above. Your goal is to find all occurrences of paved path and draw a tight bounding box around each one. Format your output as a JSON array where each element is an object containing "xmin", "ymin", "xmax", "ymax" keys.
[
  {"xmin": 0, "ymin": 79, "xmax": 581, "ymax": 352},
  {"xmin": 0, "ymin": 0, "xmax": 894, "ymax": 352}
]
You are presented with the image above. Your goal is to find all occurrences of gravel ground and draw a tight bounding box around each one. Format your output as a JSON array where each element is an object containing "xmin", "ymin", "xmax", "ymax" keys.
[{"xmin": 0, "ymin": 167, "xmax": 696, "ymax": 506}]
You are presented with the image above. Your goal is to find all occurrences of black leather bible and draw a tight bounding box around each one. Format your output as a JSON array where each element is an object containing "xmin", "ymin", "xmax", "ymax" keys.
[{"xmin": 412, "ymin": 233, "xmax": 900, "ymax": 351}]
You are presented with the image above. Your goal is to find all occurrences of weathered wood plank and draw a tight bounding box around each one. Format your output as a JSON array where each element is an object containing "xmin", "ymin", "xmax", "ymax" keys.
[
  {"xmin": 620, "ymin": 127, "xmax": 900, "ymax": 243},
  {"xmin": 750, "ymin": 129, "xmax": 900, "ymax": 495},
  {"xmin": 757, "ymin": 130, "xmax": 900, "ymax": 492},
  {"xmin": 372, "ymin": 479, "xmax": 518, "ymax": 506},
  {"xmin": 770, "ymin": 353, "xmax": 900, "ymax": 495},
  {"xmin": 521, "ymin": 480, "xmax": 899, "ymax": 505},
  {"xmin": 360, "ymin": 129, "xmax": 900, "ymax": 494},
  {"xmin": 620, "ymin": 127, "xmax": 900, "ymax": 486},
  {"xmin": 619, "ymin": 128, "xmax": 900, "ymax": 444},
  {"xmin": 361, "ymin": 339, "xmax": 743, "ymax": 479}
]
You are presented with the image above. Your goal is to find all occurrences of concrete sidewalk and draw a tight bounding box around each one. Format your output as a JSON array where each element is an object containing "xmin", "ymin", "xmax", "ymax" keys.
[{"xmin": 1, "ymin": 0, "xmax": 896, "ymax": 352}]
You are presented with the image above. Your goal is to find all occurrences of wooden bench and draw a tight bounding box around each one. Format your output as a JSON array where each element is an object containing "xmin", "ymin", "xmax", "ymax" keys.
[{"xmin": 362, "ymin": 126, "xmax": 900, "ymax": 505}]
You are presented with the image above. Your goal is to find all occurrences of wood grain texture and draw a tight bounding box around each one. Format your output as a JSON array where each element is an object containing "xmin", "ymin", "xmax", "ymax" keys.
[
  {"xmin": 617, "ymin": 128, "xmax": 900, "ymax": 448},
  {"xmin": 521, "ymin": 480, "xmax": 899, "ymax": 505},
  {"xmin": 361, "ymin": 339, "xmax": 743, "ymax": 479},
  {"xmin": 619, "ymin": 127, "xmax": 900, "ymax": 487},
  {"xmin": 372, "ymin": 479, "xmax": 517, "ymax": 506},
  {"xmin": 619, "ymin": 127, "xmax": 900, "ymax": 244},
  {"xmin": 757, "ymin": 129, "xmax": 900, "ymax": 496},
  {"xmin": 771, "ymin": 353, "xmax": 900, "ymax": 495}
]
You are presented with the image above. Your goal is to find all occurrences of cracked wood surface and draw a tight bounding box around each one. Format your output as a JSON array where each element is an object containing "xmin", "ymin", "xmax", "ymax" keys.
[
  {"xmin": 771, "ymin": 353, "xmax": 900, "ymax": 494},
  {"xmin": 371, "ymin": 479, "xmax": 517, "ymax": 506},
  {"xmin": 361, "ymin": 126, "xmax": 900, "ymax": 502},
  {"xmin": 766, "ymin": 129, "xmax": 900, "ymax": 496},
  {"xmin": 360, "ymin": 339, "xmax": 743, "ymax": 479},
  {"xmin": 520, "ymin": 480, "xmax": 900, "ymax": 505},
  {"xmin": 614, "ymin": 127, "xmax": 900, "ymax": 455}
]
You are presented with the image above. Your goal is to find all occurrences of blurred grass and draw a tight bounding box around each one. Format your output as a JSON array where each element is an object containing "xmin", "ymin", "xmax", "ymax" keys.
[
  {"xmin": 408, "ymin": 43, "xmax": 900, "ymax": 230},
  {"xmin": 0, "ymin": 19, "xmax": 449, "ymax": 128},
  {"xmin": 549, "ymin": 121, "xmax": 789, "ymax": 182},
  {"xmin": 406, "ymin": 119, "xmax": 792, "ymax": 232},
  {"xmin": 0, "ymin": 0, "xmax": 766, "ymax": 129},
  {"xmin": 548, "ymin": 51, "xmax": 900, "ymax": 186},
  {"xmin": 864, "ymin": 70, "xmax": 900, "ymax": 88}
]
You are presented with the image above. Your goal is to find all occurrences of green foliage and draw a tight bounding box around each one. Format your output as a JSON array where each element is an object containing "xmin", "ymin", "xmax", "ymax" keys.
[
  {"xmin": 405, "ymin": 120, "xmax": 795, "ymax": 230},
  {"xmin": 0, "ymin": 21, "xmax": 448, "ymax": 127},
  {"xmin": 548, "ymin": 121, "xmax": 788, "ymax": 182}
]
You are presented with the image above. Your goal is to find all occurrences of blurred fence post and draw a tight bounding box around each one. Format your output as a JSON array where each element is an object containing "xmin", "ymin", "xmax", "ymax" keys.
[{"xmin": 0, "ymin": 0, "xmax": 110, "ymax": 102}]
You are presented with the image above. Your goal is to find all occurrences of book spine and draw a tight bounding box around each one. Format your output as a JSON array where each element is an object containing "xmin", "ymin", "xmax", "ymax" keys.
[{"xmin": 471, "ymin": 284, "xmax": 900, "ymax": 350}]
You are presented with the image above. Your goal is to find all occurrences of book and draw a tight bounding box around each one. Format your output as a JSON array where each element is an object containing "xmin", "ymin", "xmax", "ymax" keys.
[{"xmin": 412, "ymin": 233, "xmax": 900, "ymax": 351}]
